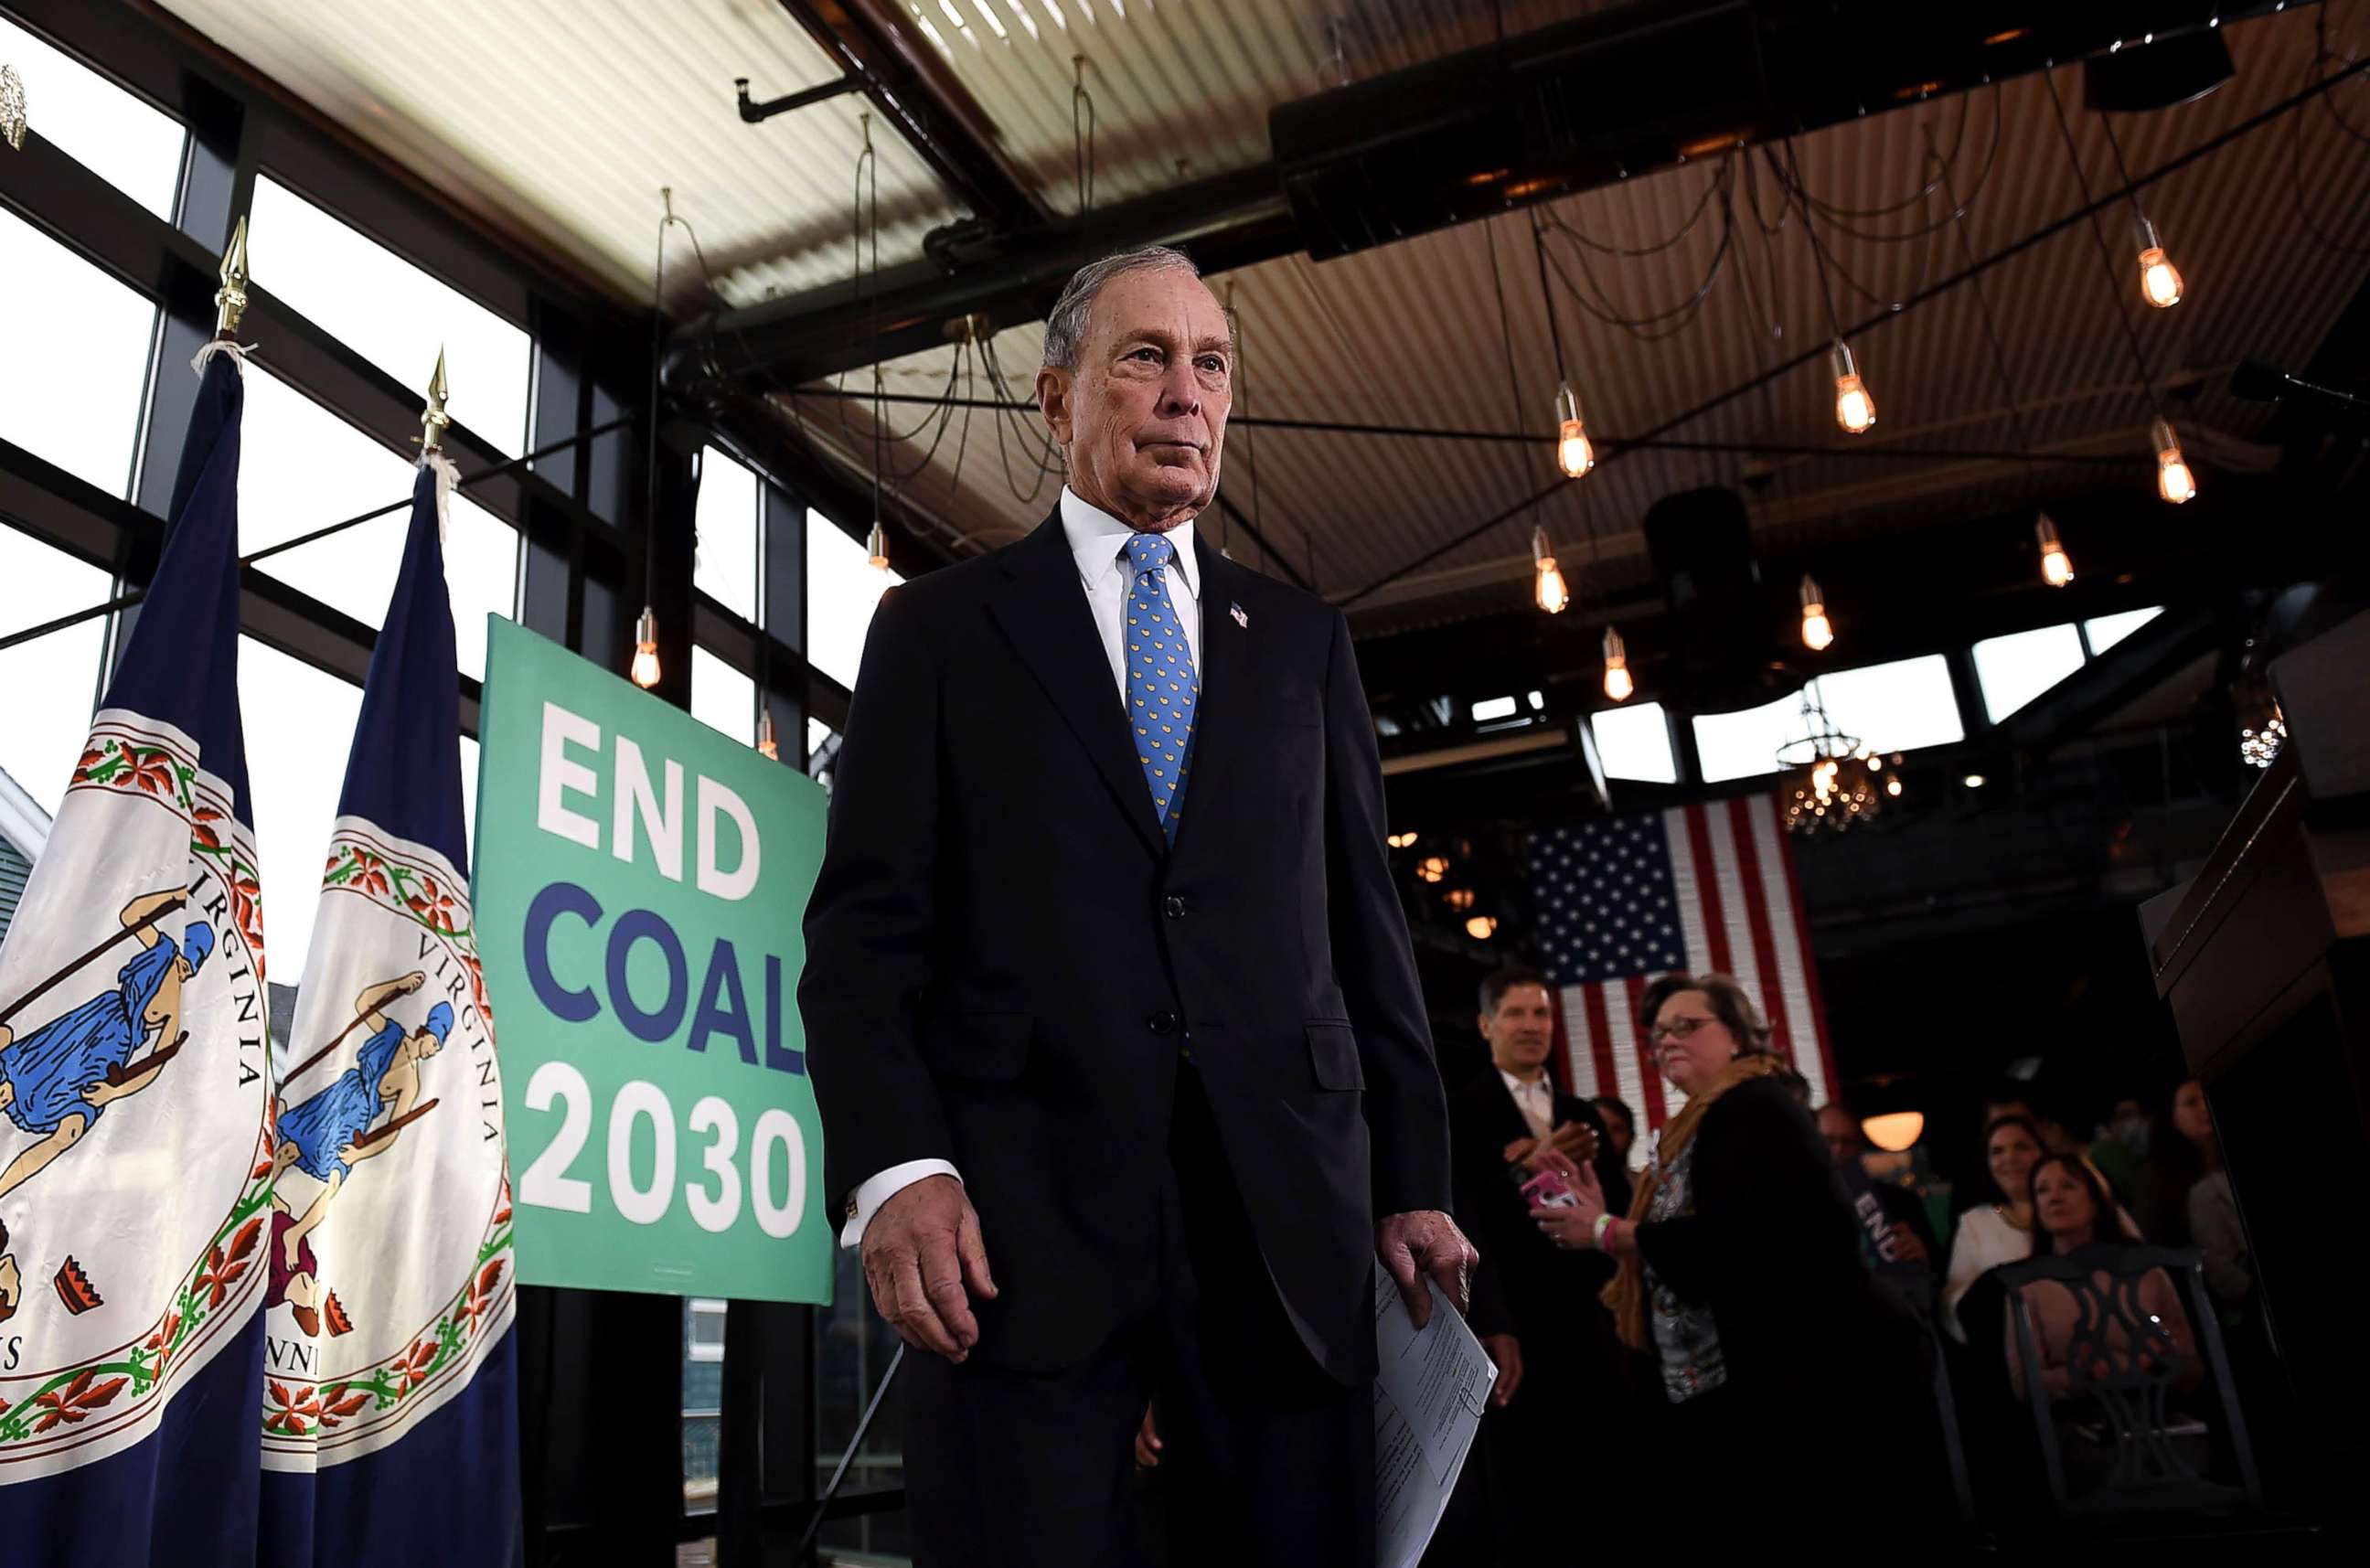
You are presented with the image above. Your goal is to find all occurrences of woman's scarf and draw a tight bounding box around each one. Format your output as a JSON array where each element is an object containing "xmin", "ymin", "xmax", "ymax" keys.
[{"xmin": 1601, "ymin": 1051, "xmax": 1788, "ymax": 1350}]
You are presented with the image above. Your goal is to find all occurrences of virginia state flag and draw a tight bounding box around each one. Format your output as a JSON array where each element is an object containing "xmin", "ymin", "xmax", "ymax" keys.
[
  {"xmin": 0, "ymin": 346, "xmax": 274, "ymax": 1561},
  {"xmin": 256, "ymin": 458, "xmax": 520, "ymax": 1567}
]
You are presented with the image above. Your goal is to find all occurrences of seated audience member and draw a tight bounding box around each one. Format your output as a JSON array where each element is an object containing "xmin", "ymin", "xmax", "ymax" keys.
[
  {"xmin": 1594, "ymin": 1095, "xmax": 1639, "ymax": 1171},
  {"xmin": 2087, "ymin": 1094, "xmax": 2152, "ymax": 1214},
  {"xmin": 1818, "ymin": 1102, "xmax": 1940, "ymax": 1280},
  {"xmin": 1534, "ymin": 974, "xmax": 1924, "ymax": 1527},
  {"xmin": 1943, "ymin": 1115, "xmax": 2044, "ymax": 1341},
  {"xmin": 1448, "ymin": 968, "xmax": 1637, "ymax": 1556},
  {"xmin": 2137, "ymin": 1079, "xmax": 2219, "ymax": 1249},
  {"xmin": 2005, "ymin": 1155, "xmax": 2197, "ymax": 1403}
]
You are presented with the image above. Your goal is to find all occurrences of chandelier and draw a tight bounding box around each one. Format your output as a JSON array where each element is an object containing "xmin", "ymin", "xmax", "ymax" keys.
[
  {"xmin": 1778, "ymin": 685, "xmax": 1902, "ymax": 835},
  {"xmin": 2240, "ymin": 702, "xmax": 2287, "ymax": 770}
]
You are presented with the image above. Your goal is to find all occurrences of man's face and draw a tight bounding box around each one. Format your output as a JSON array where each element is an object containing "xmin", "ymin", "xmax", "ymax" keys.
[
  {"xmin": 1037, "ymin": 266, "xmax": 1232, "ymax": 530},
  {"xmin": 1480, "ymin": 985, "xmax": 1555, "ymax": 1078},
  {"xmin": 1817, "ymin": 1104, "xmax": 1859, "ymax": 1168}
]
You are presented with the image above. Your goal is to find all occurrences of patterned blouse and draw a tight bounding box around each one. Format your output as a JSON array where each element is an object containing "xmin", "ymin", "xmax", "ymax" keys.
[{"xmin": 1644, "ymin": 1136, "xmax": 1727, "ymax": 1403}]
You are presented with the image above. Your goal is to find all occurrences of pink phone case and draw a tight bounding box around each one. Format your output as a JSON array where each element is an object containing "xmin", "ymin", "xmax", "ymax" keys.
[{"xmin": 1521, "ymin": 1167, "xmax": 1580, "ymax": 1210}]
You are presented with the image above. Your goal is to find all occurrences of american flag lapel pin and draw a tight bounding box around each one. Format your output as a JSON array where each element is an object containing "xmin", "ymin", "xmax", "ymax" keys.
[{"xmin": 1229, "ymin": 601, "xmax": 1248, "ymax": 629}]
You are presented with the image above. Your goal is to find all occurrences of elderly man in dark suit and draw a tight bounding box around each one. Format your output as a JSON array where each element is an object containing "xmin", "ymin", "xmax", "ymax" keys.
[
  {"xmin": 1450, "ymin": 967, "xmax": 1640, "ymax": 1554},
  {"xmin": 800, "ymin": 244, "xmax": 1476, "ymax": 1568}
]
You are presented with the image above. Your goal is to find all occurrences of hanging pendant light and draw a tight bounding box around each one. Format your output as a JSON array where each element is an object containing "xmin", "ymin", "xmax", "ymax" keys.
[
  {"xmin": 2151, "ymin": 417, "xmax": 2196, "ymax": 505},
  {"xmin": 1553, "ymin": 381, "xmax": 1594, "ymax": 479},
  {"xmin": 1601, "ymin": 626, "xmax": 1633, "ymax": 703},
  {"xmin": 756, "ymin": 707, "xmax": 780, "ymax": 761},
  {"xmin": 2036, "ymin": 515, "xmax": 2075, "ymax": 587},
  {"xmin": 1798, "ymin": 574, "xmax": 1834, "ymax": 651},
  {"xmin": 866, "ymin": 519, "xmax": 890, "ymax": 571},
  {"xmin": 630, "ymin": 606, "xmax": 662, "ymax": 689},
  {"xmin": 2133, "ymin": 213, "xmax": 2183, "ymax": 309},
  {"xmin": 1830, "ymin": 341, "xmax": 1876, "ymax": 434},
  {"xmin": 1532, "ymin": 525, "xmax": 1570, "ymax": 614}
]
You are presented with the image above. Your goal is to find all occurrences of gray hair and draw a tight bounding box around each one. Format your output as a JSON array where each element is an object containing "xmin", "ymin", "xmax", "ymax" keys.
[{"xmin": 1041, "ymin": 245, "xmax": 1204, "ymax": 371}]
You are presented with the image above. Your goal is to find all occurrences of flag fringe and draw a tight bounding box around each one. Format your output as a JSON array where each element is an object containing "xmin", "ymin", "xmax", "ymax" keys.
[
  {"xmin": 189, "ymin": 338, "xmax": 255, "ymax": 376},
  {"xmin": 420, "ymin": 452, "xmax": 460, "ymax": 541}
]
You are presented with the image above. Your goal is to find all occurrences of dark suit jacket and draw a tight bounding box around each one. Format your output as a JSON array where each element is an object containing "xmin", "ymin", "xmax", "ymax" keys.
[
  {"xmin": 1450, "ymin": 1072, "xmax": 1630, "ymax": 1369},
  {"xmin": 799, "ymin": 511, "xmax": 1451, "ymax": 1385}
]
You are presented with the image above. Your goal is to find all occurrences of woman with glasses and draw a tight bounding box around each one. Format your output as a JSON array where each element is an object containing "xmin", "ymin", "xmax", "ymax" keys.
[{"xmin": 1533, "ymin": 973, "xmax": 1927, "ymax": 1524}]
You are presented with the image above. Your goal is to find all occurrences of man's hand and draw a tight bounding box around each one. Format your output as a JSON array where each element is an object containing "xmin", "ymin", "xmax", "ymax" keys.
[
  {"xmin": 1479, "ymin": 1333, "xmax": 1523, "ymax": 1407},
  {"xmin": 1888, "ymin": 1222, "xmax": 1929, "ymax": 1267},
  {"xmin": 1376, "ymin": 1210, "xmax": 1479, "ymax": 1330},
  {"xmin": 860, "ymin": 1174, "xmax": 998, "ymax": 1363},
  {"xmin": 1501, "ymin": 1121, "xmax": 1599, "ymax": 1175}
]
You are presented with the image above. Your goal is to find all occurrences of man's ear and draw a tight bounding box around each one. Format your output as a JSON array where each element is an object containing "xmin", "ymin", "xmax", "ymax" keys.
[{"xmin": 1036, "ymin": 366, "xmax": 1074, "ymax": 448}]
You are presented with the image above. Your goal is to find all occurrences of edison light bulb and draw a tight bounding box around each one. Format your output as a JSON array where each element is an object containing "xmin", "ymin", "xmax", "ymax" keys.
[
  {"xmin": 1553, "ymin": 382, "xmax": 1594, "ymax": 478},
  {"xmin": 1532, "ymin": 525, "xmax": 1570, "ymax": 614},
  {"xmin": 629, "ymin": 606, "xmax": 662, "ymax": 689},
  {"xmin": 1601, "ymin": 626, "xmax": 1633, "ymax": 703},
  {"xmin": 2134, "ymin": 215, "xmax": 2183, "ymax": 309},
  {"xmin": 1831, "ymin": 341, "xmax": 1875, "ymax": 434},
  {"xmin": 1799, "ymin": 574, "xmax": 1834, "ymax": 651},
  {"xmin": 757, "ymin": 708, "xmax": 780, "ymax": 761},
  {"xmin": 866, "ymin": 519, "xmax": 890, "ymax": 571},
  {"xmin": 2036, "ymin": 515, "xmax": 2074, "ymax": 587},
  {"xmin": 2152, "ymin": 417, "xmax": 2195, "ymax": 505}
]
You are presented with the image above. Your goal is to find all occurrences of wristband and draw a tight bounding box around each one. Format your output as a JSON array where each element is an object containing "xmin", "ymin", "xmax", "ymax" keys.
[{"xmin": 1592, "ymin": 1212, "xmax": 1617, "ymax": 1250}]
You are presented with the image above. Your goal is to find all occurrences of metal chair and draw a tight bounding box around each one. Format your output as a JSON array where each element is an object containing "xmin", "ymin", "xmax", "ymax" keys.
[{"xmin": 1996, "ymin": 1243, "xmax": 2262, "ymax": 1520}]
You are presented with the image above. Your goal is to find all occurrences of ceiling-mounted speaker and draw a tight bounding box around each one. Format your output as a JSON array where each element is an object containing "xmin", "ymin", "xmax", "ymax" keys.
[
  {"xmin": 1643, "ymin": 485, "xmax": 1757, "ymax": 613},
  {"xmin": 2084, "ymin": 27, "xmax": 2234, "ymax": 112}
]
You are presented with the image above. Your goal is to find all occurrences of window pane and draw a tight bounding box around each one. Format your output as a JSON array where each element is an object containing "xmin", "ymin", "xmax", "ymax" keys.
[
  {"xmin": 682, "ymin": 1299, "xmax": 723, "ymax": 1514},
  {"xmin": 0, "ymin": 17, "xmax": 184, "ymax": 219},
  {"xmin": 0, "ymin": 207, "xmax": 157, "ymax": 497},
  {"xmin": 1973, "ymin": 624, "xmax": 2086, "ymax": 723},
  {"xmin": 239, "ymin": 637, "xmax": 365, "ymax": 984},
  {"xmin": 696, "ymin": 448, "xmax": 759, "ymax": 623},
  {"xmin": 250, "ymin": 176, "xmax": 531, "ymax": 455},
  {"xmin": 0, "ymin": 525, "xmax": 109, "ymax": 815},
  {"xmin": 691, "ymin": 647, "xmax": 753, "ymax": 746},
  {"xmin": 2085, "ymin": 606, "xmax": 2163, "ymax": 654},
  {"xmin": 1812, "ymin": 655, "xmax": 1964, "ymax": 754},
  {"xmin": 459, "ymin": 734, "xmax": 480, "ymax": 852},
  {"xmin": 1470, "ymin": 696, "xmax": 1518, "ymax": 722},
  {"xmin": 1592, "ymin": 703, "xmax": 1677, "ymax": 784},
  {"xmin": 239, "ymin": 368, "xmax": 515, "ymax": 678},
  {"xmin": 806, "ymin": 519, "xmax": 900, "ymax": 689},
  {"xmin": 1692, "ymin": 690, "xmax": 1799, "ymax": 784}
]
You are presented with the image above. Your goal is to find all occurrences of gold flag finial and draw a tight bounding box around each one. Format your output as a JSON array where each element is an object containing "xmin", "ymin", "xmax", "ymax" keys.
[
  {"xmin": 2, "ymin": 63, "xmax": 27, "ymax": 153},
  {"xmin": 213, "ymin": 216, "xmax": 250, "ymax": 337},
  {"xmin": 421, "ymin": 345, "xmax": 451, "ymax": 455}
]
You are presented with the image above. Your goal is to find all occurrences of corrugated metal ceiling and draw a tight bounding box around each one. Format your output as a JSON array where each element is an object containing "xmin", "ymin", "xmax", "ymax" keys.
[{"xmin": 147, "ymin": 1, "xmax": 2370, "ymax": 631}]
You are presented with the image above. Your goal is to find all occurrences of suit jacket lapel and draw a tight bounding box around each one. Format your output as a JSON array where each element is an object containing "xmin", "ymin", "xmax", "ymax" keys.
[
  {"xmin": 987, "ymin": 514, "xmax": 1168, "ymax": 859},
  {"xmin": 1169, "ymin": 547, "xmax": 1250, "ymax": 860}
]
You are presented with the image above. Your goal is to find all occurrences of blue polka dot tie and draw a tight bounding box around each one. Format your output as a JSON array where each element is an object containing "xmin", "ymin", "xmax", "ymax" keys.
[{"xmin": 1121, "ymin": 533, "xmax": 1199, "ymax": 841}]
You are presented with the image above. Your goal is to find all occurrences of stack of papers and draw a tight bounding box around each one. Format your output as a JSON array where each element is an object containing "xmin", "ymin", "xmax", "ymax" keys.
[{"xmin": 1372, "ymin": 1265, "xmax": 1496, "ymax": 1568}]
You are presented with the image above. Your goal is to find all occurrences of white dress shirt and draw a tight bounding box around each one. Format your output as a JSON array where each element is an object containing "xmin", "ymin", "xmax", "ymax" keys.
[
  {"xmin": 838, "ymin": 486, "xmax": 1209, "ymax": 1248},
  {"xmin": 1499, "ymin": 1069, "xmax": 1555, "ymax": 1143}
]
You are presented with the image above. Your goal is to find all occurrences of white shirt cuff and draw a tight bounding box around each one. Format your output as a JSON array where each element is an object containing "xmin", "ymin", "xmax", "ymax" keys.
[{"xmin": 839, "ymin": 1159, "xmax": 963, "ymax": 1248}]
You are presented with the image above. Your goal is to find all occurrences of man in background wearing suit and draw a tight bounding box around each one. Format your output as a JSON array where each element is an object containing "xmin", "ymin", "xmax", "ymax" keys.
[
  {"xmin": 1450, "ymin": 967, "xmax": 1640, "ymax": 1554},
  {"xmin": 800, "ymin": 245, "xmax": 1476, "ymax": 1568}
]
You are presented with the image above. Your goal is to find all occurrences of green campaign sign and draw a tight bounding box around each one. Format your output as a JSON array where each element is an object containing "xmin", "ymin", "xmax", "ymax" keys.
[{"xmin": 472, "ymin": 616, "xmax": 832, "ymax": 1303}]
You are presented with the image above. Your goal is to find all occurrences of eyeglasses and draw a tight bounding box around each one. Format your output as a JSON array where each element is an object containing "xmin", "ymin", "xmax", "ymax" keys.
[{"xmin": 1649, "ymin": 1015, "xmax": 1717, "ymax": 1043}]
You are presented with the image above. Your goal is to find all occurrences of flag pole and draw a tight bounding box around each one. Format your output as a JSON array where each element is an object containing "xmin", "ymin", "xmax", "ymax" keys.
[{"xmin": 0, "ymin": 895, "xmax": 188, "ymax": 1028}]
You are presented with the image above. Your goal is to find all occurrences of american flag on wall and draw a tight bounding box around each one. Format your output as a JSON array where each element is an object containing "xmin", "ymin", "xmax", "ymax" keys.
[{"xmin": 1530, "ymin": 795, "xmax": 1837, "ymax": 1131}]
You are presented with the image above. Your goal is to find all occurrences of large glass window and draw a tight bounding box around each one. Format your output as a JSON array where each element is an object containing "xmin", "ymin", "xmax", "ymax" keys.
[
  {"xmin": 0, "ymin": 16, "xmax": 185, "ymax": 219},
  {"xmin": 1694, "ymin": 656, "xmax": 1963, "ymax": 784},
  {"xmin": 238, "ymin": 367, "xmax": 516, "ymax": 679},
  {"xmin": 691, "ymin": 646, "xmax": 754, "ymax": 746},
  {"xmin": 696, "ymin": 448, "xmax": 760, "ymax": 623},
  {"xmin": 238, "ymin": 635, "xmax": 365, "ymax": 984},
  {"xmin": 682, "ymin": 1298, "xmax": 724, "ymax": 1515},
  {"xmin": 1591, "ymin": 702, "xmax": 1678, "ymax": 784},
  {"xmin": 249, "ymin": 176, "xmax": 530, "ymax": 455},
  {"xmin": 1973, "ymin": 624, "xmax": 2087, "ymax": 723},
  {"xmin": 0, "ymin": 208, "xmax": 159, "ymax": 497},
  {"xmin": 0, "ymin": 525, "xmax": 110, "ymax": 815},
  {"xmin": 2085, "ymin": 606, "xmax": 2163, "ymax": 655},
  {"xmin": 807, "ymin": 519, "xmax": 900, "ymax": 689}
]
